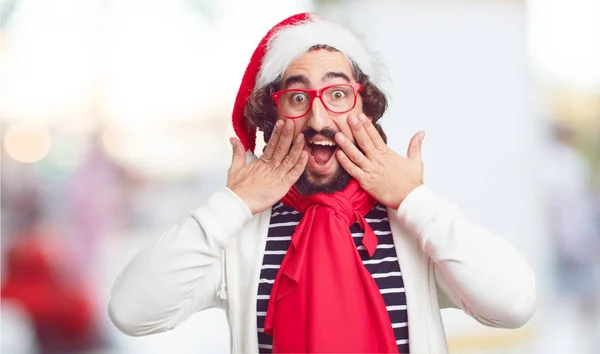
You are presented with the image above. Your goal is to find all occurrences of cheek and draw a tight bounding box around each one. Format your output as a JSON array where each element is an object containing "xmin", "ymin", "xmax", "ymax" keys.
[
  {"xmin": 291, "ymin": 119, "xmax": 307, "ymax": 137},
  {"xmin": 354, "ymin": 95, "xmax": 365, "ymax": 113},
  {"xmin": 332, "ymin": 116, "xmax": 355, "ymax": 143}
]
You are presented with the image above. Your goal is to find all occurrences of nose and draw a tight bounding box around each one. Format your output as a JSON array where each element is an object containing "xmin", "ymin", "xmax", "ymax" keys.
[{"xmin": 306, "ymin": 97, "xmax": 332, "ymax": 132}]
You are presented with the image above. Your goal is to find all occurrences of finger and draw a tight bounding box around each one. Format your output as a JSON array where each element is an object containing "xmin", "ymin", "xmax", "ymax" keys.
[
  {"xmin": 262, "ymin": 120, "xmax": 284, "ymax": 160},
  {"xmin": 280, "ymin": 133, "xmax": 304, "ymax": 171},
  {"xmin": 358, "ymin": 113, "xmax": 387, "ymax": 151},
  {"xmin": 334, "ymin": 132, "xmax": 374, "ymax": 170},
  {"xmin": 229, "ymin": 137, "xmax": 246, "ymax": 170},
  {"xmin": 271, "ymin": 120, "xmax": 294, "ymax": 164},
  {"xmin": 336, "ymin": 149, "xmax": 365, "ymax": 181},
  {"xmin": 407, "ymin": 131, "xmax": 425, "ymax": 160},
  {"xmin": 348, "ymin": 114, "xmax": 377, "ymax": 158},
  {"xmin": 285, "ymin": 150, "xmax": 309, "ymax": 183}
]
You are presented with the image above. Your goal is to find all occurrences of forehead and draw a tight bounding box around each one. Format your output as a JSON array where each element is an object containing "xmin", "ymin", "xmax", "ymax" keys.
[{"xmin": 282, "ymin": 49, "xmax": 354, "ymax": 81}]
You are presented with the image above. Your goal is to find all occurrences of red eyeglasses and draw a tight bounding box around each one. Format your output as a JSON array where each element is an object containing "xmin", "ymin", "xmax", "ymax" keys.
[{"xmin": 271, "ymin": 83, "xmax": 364, "ymax": 119}]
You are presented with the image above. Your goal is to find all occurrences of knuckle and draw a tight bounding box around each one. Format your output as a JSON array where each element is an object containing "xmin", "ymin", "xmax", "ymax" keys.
[
  {"xmin": 258, "ymin": 161, "xmax": 272, "ymax": 173},
  {"xmin": 259, "ymin": 156, "xmax": 270, "ymax": 164},
  {"xmin": 286, "ymin": 170, "xmax": 297, "ymax": 180},
  {"xmin": 283, "ymin": 155, "xmax": 295, "ymax": 167},
  {"xmin": 275, "ymin": 144, "xmax": 287, "ymax": 155},
  {"xmin": 289, "ymin": 169, "xmax": 299, "ymax": 179}
]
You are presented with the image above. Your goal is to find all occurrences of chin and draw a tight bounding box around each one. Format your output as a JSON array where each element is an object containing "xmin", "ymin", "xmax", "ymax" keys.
[
  {"xmin": 305, "ymin": 168, "xmax": 335, "ymax": 184},
  {"xmin": 295, "ymin": 166, "xmax": 353, "ymax": 195}
]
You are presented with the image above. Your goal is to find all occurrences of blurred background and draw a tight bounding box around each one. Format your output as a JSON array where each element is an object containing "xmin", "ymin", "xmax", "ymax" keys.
[{"xmin": 1, "ymin": 0, "xmax": 599, "ymax": 353}]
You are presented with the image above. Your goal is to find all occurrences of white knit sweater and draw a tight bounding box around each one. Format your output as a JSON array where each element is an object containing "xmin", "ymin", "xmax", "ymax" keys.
[{"xmin": 108, "ymin": 168, "xmax": 537, "ymax": 353}]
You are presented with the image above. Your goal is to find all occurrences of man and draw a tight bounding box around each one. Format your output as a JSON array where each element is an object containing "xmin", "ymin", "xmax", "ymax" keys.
[{"xmin": 109, "ymin": 13, "xmax": 537, "ymax": 354}]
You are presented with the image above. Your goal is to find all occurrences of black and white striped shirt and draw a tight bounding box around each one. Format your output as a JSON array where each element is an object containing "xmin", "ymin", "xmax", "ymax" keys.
[{"xmin": 256, "ymin": 202, "xmax": 410, "ymax": 353}]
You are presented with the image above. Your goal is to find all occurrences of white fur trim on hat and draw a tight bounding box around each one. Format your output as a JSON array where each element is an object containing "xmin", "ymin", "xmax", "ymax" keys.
[{"xmin": 256, "ymin": 14, "xmax": 387, "ymax": 90}]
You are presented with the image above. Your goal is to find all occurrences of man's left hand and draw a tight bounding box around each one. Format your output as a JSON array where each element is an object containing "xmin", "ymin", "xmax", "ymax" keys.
[{"xmin": 335, "ymin": 113, "xmax": 425, "ymax": 210}]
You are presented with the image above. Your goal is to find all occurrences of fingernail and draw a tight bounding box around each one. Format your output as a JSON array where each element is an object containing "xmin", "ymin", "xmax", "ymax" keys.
[
  {"xmin": 276, "ymin": 120, "xmax": 283, "ymax": 129},
  {"xmin": 419, "ymin": 131, "xmax": 426, "ymax": 141},
  {"xmin": 358, "ymin": 114, "xmax": 366, "ymax": 122},
  {"xmin": 285, "ymin": 121, "xmax": 292, "ymax": 131},
  {"xmin": 296, "ymin": 133, "xmax": 303, "ymax": 143},
  {"xmin": 229, "ymin": 138, "xmax": 235, "ymax": 147},
  {"xmin": 335, "ymin": 133, "xmax": 346, "ymax": 143},
  {"xmin": 348, "ymin": 116, "xmax": 358, "ymax": 125}
]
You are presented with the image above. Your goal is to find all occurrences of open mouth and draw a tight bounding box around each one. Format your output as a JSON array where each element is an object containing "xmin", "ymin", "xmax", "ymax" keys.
[
  {"xmin": 304, "ymin": 137, "xmax": 339, "ymax": 177},
  {"xmin": 306, "ymin": 139, "xmax": 338, "ymax": 165}
]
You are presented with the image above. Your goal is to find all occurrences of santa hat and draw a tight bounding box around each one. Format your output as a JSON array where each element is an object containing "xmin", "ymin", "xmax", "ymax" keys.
[{"xmin": 232, "ymin": 12, "xmax": 385, "ymax": 153}]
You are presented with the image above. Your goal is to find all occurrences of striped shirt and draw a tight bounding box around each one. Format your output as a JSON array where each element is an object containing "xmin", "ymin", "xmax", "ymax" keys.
[{"xmin": 256, "ymin": 202, "xmax": 410, "ymax": 353}]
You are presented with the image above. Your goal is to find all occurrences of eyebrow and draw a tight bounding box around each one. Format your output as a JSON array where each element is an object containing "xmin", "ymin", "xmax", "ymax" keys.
[
  {"xmin": 283, "ymin": 71, "xmax": 353, "ymax": 89},
  {"xmin": 322, "ymin": 71, "xmax": 352, "ymax": 83},
  {"xmin": 284, "ymin": 75, "xmax": 310, "ymax": 89}
]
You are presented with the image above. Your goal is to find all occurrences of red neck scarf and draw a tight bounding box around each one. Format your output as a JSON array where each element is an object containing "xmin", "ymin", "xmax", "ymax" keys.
[{"xmin": 264, "ymin": 180, "xmax": 399, "ymax": 353}]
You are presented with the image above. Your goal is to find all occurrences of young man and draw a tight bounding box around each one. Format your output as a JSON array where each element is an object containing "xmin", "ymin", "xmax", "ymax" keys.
[{"xmin": 108, "ymin": 13, "xmax": 537, "ymax": 354}]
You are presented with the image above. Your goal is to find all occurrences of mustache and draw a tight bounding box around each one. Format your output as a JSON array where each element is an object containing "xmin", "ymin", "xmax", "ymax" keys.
[
  {"xmin": 301, "ymin": 127, "xmax": 363, "ymax": 153},
  {"xmin": 301, "ymin": 128, "xmax": 338, "ymax": 141}
]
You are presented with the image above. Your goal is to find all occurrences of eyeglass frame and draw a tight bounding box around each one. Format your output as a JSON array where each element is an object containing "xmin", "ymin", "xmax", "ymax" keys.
[{"xmin": 271, "ymin": 83, "xmax": 364, "ymax": 119}]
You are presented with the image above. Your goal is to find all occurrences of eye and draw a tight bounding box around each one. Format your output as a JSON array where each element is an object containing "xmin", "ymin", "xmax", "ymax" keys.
[
  {"xmin": 331, "ymin": 89, "xmax": 346, "ymax": 100},
  {"xmin": 290, "ymin": 93, "xmax": 308, "ymax": 104}
]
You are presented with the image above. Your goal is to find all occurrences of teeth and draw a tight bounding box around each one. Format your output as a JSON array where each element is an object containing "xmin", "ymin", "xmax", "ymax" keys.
[{"xmin": 310, "ymin": 140, "xmax": 336, "ymax": 146}]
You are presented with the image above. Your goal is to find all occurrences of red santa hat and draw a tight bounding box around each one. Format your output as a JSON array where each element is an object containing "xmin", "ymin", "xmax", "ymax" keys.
[{"xmin": 232, "ymin": 12, "xmax": 385, "ymax": 153}]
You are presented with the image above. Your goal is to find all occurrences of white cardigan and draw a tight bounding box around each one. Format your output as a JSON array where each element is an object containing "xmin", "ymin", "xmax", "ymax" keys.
[{"xmin": 108, "ymin": 174, "xmax": 537, "ymax": 353}]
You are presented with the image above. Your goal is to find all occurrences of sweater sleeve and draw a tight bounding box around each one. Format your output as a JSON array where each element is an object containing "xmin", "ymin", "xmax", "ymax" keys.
[
  {"xmin": 396, "ymin": 185, "xmax": 537, "ymax": 329},
  {"xmin": 108, "ymin": 187, "xmax": 253, "ymax": 336}
]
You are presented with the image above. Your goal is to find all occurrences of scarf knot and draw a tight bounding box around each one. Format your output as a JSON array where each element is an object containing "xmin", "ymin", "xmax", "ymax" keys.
[{"xmin": 304, "ymin": 191, "xmax": 360, "ymax": 228}]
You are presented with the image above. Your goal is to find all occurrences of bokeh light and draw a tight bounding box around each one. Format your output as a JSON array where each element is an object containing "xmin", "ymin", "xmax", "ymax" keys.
[
  {"xmin": 33, "ymin": 133, "xmax": 90, "ymax": 180},
  {"xmin": 3, "ymin": 122, "xmax": 52, "ymax": 163}
]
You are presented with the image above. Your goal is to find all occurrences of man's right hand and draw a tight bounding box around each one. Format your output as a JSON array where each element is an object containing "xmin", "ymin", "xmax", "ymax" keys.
[{"xmin": 227, "ymin": 119, "xmax": 308, "ymax": 215}]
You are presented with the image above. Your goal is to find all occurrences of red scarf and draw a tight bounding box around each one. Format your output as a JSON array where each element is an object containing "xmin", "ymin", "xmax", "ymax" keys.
[{"xmin": 264, "ymin": 180, "xmax": 399, "ymax": 353}]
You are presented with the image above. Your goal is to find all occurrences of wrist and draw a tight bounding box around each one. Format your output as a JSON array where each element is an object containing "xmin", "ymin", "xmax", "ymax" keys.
[
  {"xmin": 226, "ymin": 186, "xmax": 256, "ymax": 215},
  {"xmin": 391, "ymin": 183, "xmax": 423, "ymax": 210},
  {"xmin": 227, "ymin": 187, "xmax": 264, "ymax": 216}
]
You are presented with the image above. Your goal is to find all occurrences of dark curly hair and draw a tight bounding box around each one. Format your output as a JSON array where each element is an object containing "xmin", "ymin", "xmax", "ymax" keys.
[{"xmin": 244, "ymin": 46, "xmax": 388, "ymax": 147}]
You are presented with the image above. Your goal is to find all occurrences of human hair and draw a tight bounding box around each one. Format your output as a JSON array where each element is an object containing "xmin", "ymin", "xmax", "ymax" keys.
[{"xmin": 244, "ymin": 46, "xmax": 388, "ymax": 146}]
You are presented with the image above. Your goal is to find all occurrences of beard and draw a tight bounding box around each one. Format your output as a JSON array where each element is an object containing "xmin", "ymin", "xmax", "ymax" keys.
[{"xmin": 294, "ymin": 164, "xmax": 352, "ymax": 195}]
